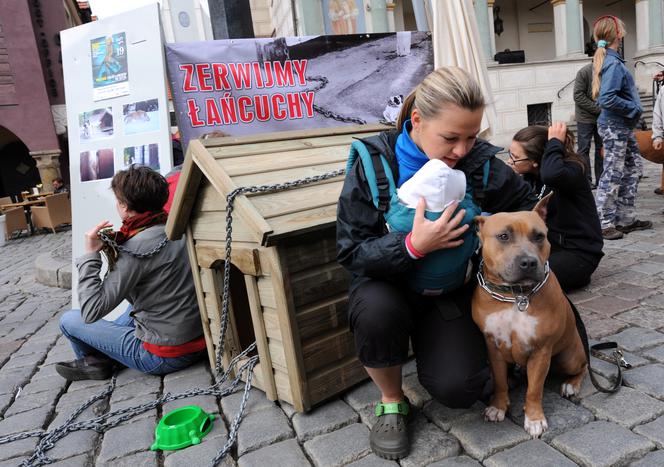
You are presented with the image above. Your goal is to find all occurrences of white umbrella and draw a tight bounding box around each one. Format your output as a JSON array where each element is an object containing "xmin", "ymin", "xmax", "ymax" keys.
[{"xmin": 432, "ymin": 0, "xmax": 497, "ymax": 138}]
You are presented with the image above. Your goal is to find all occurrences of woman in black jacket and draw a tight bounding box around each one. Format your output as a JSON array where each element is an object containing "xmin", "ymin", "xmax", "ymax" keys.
[
  {"xmin": 509, "ymin": 122, "xmax": 603, "ymax": 292},
  {"xmin": 336, "ymin": 67, "xmax": 538, "ymax": 460}
]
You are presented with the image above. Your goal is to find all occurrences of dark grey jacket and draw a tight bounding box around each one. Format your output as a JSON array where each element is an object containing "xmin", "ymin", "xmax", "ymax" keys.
[
  {"xmin": 574, "ymin": 63, "xmax": 601, "ymax": 124},
  {"xmin": 77, "ymin": 225, "xmax": 202, "ymax": 346}
]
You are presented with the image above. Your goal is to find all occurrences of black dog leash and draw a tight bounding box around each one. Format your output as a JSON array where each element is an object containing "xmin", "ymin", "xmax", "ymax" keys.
[{"xmin": 568, "ymin": 297, "xmax": 627, "ymax": 393}]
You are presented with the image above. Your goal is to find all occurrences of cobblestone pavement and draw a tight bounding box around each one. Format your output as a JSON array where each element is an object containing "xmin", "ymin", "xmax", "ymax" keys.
[{"xmin": 2, "ymin": 162, "xmax": 664, "ymax": 466}]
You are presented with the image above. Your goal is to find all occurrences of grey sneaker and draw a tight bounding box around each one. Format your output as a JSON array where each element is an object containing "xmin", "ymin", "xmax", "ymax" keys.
[
  {"xmin": 616, "ymin": 220, "xmax": 653, "ymax": 233},
  {"xmin": 602, "ymin": 227, "xmax": 624, "ymax": 240}
]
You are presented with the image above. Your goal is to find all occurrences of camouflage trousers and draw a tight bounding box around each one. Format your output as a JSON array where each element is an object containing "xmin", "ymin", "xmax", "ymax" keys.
[{"xmin": 596, "ymin": 123, "xmax": 643, "ymax": 229}]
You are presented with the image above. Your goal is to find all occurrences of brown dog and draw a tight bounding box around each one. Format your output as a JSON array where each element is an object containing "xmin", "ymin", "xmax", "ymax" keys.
[{"xmin": 471, "ymin": 194, "xmax": 587, "ymax": 438}]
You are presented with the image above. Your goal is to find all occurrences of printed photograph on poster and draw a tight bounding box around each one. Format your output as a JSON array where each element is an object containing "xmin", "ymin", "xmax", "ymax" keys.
[
  {"xmin": 165, "ymin": 32, "xmax": 433, "ymax": 147},
  {"xmin": 80, "ymin": 148, "xmax": 115, "ymax": 182},
  {"xmin": 123, "ymin": 144, "xmax": 159, "ymax": 170},
  {"xmin": 91, "ymin": 32, "xmax": 129, "ymax": 101},
  {"xmin": 323, "ymin": 0, "xmax": 365, "ymax": 35},
  {"xmin": 79, "ymin": 107, "xmax": 114, "ymax": 142},
  {"xmin": 122, "ymin": 99, "xmax": 160, "ymax": 135}
]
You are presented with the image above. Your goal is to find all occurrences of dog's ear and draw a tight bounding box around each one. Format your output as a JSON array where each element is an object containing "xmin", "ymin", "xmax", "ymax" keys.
[
  {"xmin": 533, "ymin": 192, "xmax": 553, "ymax": 221},
  {"xmin": 474, "ymin": 215, "xmax": 487, "ymax": 231}
]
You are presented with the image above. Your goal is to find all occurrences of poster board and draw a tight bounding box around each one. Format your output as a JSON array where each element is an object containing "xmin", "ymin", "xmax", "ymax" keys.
[
  {"xmin": 166, "ymin": 32, "xmax": 434, "ymax": 149},
  {"xmin": 61, "ymin": 3, "xmax": 172, "ymax": 310}
]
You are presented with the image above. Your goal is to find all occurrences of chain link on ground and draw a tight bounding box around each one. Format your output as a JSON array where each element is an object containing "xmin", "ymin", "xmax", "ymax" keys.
[{"xmin": 0, "ymin": 167, "xmax": 346, "ymax": 467}]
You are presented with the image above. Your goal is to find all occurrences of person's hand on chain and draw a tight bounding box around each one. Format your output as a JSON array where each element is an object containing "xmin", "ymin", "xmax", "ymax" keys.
[
  {"xmin": 409, "ymin": 198, "xmax": 468, "ymax": 255},
  {"xmin": 85, "ymin": 220, "xmax": 113, "ymax": 253}
]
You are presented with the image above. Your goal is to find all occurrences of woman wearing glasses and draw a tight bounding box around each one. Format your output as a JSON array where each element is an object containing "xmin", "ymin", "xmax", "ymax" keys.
[{"xmin": 508, "ymin": 122, "xmax": 603, "ymax": 292}]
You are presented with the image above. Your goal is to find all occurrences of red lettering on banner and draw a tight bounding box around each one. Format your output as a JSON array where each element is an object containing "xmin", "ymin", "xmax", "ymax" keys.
[
  {"xmin": 292, "ymin": 60, "xmax": 308, "ymax": 86},
  {"xmin": 271, "ymin": 94, "xmax": 287, "ymax": 120},
  {"xmin": 254, "ymin": 95, "xmax": 270, "ymax": 121},
  {"xmin": 263, "ymin": 62, "xmax": 275, "ymax": 88},
  {"xmin": 180, "ymin": 64, "xmax": 197, "ymax": 92},
  {"xmin": 205, "ymin": 98, "xmax": 222, "ymax": 125},
  {"xmin": 273, "ymin": 61, "xmax": 295, "ymax": 87},
  {"xmin": 212, "ymin": 63, "xmax": 231, "ymax": 90},
  {"xmin": 220, "ymin": 93, "xmax": 238, "ymax": 124},
  {"xmin": 195, "ymin": 64, "xmax": 213, "ymax": 92},
  {"xmin": 252, "ymin": 62, "xmax": 264, "ymax": 88},
  {"xmin": 237, "ymin": 96, "xmax": 255, "ymax": 123},
  {"xmin": 186, "ymin": 99, "xmax": 205, "ymax": 127},
  {"xmin": 301, "ymin": 91, "xmax": 315, "ymax": 118},
  {"xmin": 229, "ymin": 63, "xmax": 252, "ymax": 89},
  {"xmin": 286, "ymin": 92, "xmax": 302, "ymax": 119}
]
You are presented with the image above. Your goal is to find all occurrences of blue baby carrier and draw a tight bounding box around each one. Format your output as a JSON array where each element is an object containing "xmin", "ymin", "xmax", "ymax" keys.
[{"xmin": 346, "ymin": 136, "xmax": 490, "ymax": 295}]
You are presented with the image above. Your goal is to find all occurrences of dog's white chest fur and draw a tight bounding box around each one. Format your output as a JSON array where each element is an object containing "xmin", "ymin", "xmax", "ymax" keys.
[{"xmin": 484, "ymin": 306, "xmax": 538, "ymax": 350}]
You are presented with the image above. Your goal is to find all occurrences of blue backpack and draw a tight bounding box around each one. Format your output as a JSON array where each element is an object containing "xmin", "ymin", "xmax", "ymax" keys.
[{"xmin": 346, "ymin": 137, "xmax": 490, "ymax": 295}]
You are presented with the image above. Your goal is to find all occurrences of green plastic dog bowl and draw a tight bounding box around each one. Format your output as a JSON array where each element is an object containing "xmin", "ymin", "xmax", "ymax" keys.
[{"xmin": 151, "ymin": 405, "xmax": 215, "ymax": 451}]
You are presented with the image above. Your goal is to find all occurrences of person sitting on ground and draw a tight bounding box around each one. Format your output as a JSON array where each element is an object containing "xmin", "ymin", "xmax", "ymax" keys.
[
  {"xmin": 52, "ymin": 177, "xmax": 68, "ymax": 194},
  {"xmin": 56, "ymin": 166, "xmax": 205, "ymax": 381},
  {"xmin": 509, "ymin": 122, "xmax": 604, "ymax": 292}
]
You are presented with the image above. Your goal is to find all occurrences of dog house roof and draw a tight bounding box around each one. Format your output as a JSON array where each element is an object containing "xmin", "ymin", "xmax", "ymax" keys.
[{"xmin": 166, "ymin": 124, "xmax": 387, "ymax": 247}]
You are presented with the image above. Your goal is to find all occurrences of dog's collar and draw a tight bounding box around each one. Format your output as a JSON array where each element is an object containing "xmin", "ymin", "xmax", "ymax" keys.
[{"xmin": 476, "ymin": 260, "xmax": 550, "ymax": 312}]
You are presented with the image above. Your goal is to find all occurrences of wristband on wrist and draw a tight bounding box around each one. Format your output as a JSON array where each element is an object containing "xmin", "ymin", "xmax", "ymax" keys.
[{"xmin": 405, "ymin": 232, "xmax": 426, "ymax": 259}]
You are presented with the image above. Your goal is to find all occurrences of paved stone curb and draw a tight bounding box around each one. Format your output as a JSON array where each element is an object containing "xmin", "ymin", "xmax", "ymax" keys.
[{"xmin": 34, "ymin": 251, "xmax": 71, "ymax": 289}]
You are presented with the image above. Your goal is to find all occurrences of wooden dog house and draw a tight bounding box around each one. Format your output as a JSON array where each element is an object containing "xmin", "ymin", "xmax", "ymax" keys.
[{"xmin": 166, "ymin": 124, "xmax": 387, "ymax": 412}]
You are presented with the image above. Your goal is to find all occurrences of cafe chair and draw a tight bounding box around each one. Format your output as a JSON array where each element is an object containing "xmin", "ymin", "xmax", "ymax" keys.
[
  {"xmin": 31, "ymin": 193, "xmax": 72, "ymax": 234},
  {"xmin": 1, "ymin": 205, "xmax": 29, "ymax": 238}
]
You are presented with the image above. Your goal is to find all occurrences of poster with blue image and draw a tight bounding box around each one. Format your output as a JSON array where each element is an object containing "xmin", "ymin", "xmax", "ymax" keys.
[{"xmin": 90, "ymin": 32, "xmax": 130, "ymax": 101}]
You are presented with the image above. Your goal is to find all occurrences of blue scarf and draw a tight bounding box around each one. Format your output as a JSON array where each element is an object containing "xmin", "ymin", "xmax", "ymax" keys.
[{"xmin": 395, "ymin": 120, "xmax": 429, "ymax": 187}]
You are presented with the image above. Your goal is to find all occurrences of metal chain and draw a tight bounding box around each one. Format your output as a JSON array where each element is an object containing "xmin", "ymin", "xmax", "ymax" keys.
[
  {"xmin": 98, "ymin": 230, "xmax": 170, "ymax": 258},
  {"xmin": 0, "ymin": 167, "xmax": 345, "ymax": 466},
  {"xmin": 305, "ymin": 76, "xmax": 367, "ymax": 125}
]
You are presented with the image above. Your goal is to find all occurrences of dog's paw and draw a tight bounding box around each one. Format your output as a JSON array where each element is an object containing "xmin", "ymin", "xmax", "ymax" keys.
[
  {"xmin": 484, "ymin": 406, "xmax": 506, "ymax": 422},
  {"xmin": 524, "ymin": 415, "xmax": 548, "ymax": 438},
  {"xmin": 560, "ymin": 382, "xmax": 578, "ymax": 398}
]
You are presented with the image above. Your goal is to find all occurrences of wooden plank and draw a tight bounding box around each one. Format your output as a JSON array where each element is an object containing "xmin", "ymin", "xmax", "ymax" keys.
[
  {"xmin": 250, "ymin": 181, "xmax": 343, "ymax": 220},
  {"xmin": 203, "ymin": 124, "xmax": 387, "ymax": 153},
  {"xmin": 301, "ymin": 327, "xmax": 356, "ymax": 373},
  {"xmin": 219, "ymin": 146, "xmax": 348, "ymax": 177},
  {"xmin": 191, "ymin": 210, "xmax": 256, "ymax": 243},
  {"xmin": 307, "ymin": 356, "xmax": 369, "ymax": 407},
  {"xmin": 232, "ymin": 162, "xmax": 344, "ymax": 189},
  {"xmin": 166, "ymin": 140, "xmax": 205, "ymax": 240},
  {"xmin": 196, "ymin": 242, "xmax": 261, "ymax": 276},
  {"xmin": 268, "ymin": 338, "xmax": 288, "ymax": 371},
  {"xmin": 266, "ymin": 204, "xmax": 338, "ymax": 246},
  {"xmin": 193, "ymin": 150, "xmax": 273, "ymax": 245},
  {"xmin": 296, "ymin": 294, "xmax": 348, "ymax": 341},
  {"xmin": 205, "ymin": 268, "xmax": 242, "ymax": 372},
  {"xmin": 274, "ymin": 369, "xmax": 294, "ymax": 405},
  {"xmin": 197, "ymin": 183, "xmax": 226, "ymax": 212},
  {"xmin": 265, "ymin": 248, "xmax": 309, "ymax": 411},
  {"xmin": 235, "ymin": 359, "xmax": 266, "ymax": 397},
  {"xmin": 200, "ymin": 267, "xmax": 214, "ymax": 294},
  {"xmin": 257, "ymin": 277, "xmax": 277, "ymax": 309},
  {"xmin": 185, "ymin": 228, "xmax": 216, "ymax": 370},
  {"xmin": 290, "ymin": 261, "xmax": 350, "ymax": 308},
  {"xmin": 262, "ymin": 307, "xmax": 280, "ymax": 340},
  {"xmin": 244, "ymin": 275, "xmax": 278, "ymax": 400},
  {"xmin": 284, "ymin": 237, "xmax": 337, "ymax": 274}
]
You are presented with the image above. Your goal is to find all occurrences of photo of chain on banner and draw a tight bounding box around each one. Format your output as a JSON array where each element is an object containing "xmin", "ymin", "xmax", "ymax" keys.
[
  {"xmin": 91, "ymin": 32, "xmax": 130, "ymax": 101},
  {"xmin": 165, "ymin": 32, "xmax": 433, "ymax": 149}
]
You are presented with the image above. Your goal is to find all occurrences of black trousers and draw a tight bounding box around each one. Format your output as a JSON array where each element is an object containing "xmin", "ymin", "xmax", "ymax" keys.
[
  {"xmin": 577, "ymin": 121, "xmax": 604, "ymax": 186},
  {"xmin": 549, "ymin": 247, "xmax": 600, "ymax": 292},
  {"xmin": 348, "ymin": 278, "xmax": 490, "ymax": 408}
]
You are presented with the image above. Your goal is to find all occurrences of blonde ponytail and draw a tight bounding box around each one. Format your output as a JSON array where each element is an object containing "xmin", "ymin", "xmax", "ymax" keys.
[
  {"xmin": 591, "ymin": 15, "xmax": 626, "ymax": 99},
  {"xmin": 395, "ymin": 66, "xmax": 485, "ymax": 130}
]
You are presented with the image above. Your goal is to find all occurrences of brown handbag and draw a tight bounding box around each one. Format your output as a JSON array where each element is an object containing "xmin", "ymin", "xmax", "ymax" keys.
[{"xmin": 635, "ymin": 130, "xmax": 664, "ymax": 164}]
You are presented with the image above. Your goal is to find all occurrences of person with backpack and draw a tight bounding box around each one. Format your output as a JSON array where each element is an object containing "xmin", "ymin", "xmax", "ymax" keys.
[
  {"xmin": 591, "ymin": 15, "xmax": 652, "ymax": 240},
  {"xmin": 509, "ymin": 122, "xmax": 603, "ymax": 292},
  {"xmin": 336, "ymin": 67, "xmax": 538, "ymax": 460}
]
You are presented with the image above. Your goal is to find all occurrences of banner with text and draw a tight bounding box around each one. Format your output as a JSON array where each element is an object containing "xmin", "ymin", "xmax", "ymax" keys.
[{"xmin": 165, "ymin": 32, "xmax": 433, "ymax": 148}]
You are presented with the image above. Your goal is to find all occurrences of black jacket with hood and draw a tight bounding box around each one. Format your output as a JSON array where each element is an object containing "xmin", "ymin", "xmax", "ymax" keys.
[{"xmin": 336, "ymin": 129, "xmax": 539, "ymax": 294}]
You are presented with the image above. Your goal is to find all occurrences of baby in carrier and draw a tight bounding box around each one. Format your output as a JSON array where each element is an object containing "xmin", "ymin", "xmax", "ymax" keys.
[{"xmin": 386, "ymin": 159, "xmax": 480, "ymax": 295}]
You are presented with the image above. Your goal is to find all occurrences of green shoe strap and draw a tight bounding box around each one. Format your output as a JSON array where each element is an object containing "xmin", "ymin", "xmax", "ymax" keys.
[{"xmin": 375, "ymin": 400, "xmax": 409, "ymax": 417}]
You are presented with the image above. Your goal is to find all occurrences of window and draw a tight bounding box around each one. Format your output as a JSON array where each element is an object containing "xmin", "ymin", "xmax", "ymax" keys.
[{"xmin": 527, "ymin": 103, "xmax": 552, "ymax": 126}]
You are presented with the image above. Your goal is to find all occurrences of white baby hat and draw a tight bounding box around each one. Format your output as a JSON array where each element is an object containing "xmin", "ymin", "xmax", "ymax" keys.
[{"xmin": 397, "ymin": 159, "xmax": 466, "ymax": 212}]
